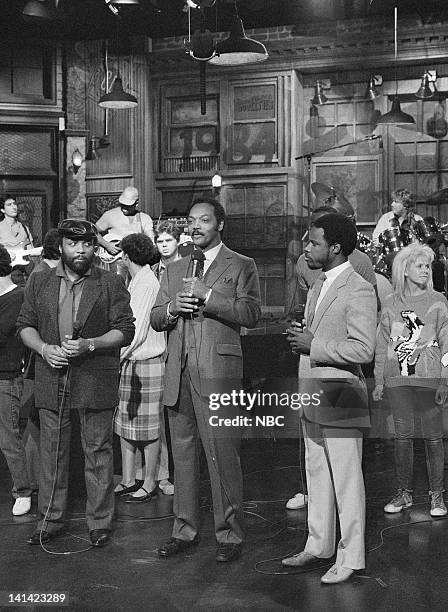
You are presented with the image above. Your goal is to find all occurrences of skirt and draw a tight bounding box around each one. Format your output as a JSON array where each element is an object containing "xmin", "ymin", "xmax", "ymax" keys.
[{"xmin": 114, "ymin": 356, "xmax": 164, "ymax": 441}]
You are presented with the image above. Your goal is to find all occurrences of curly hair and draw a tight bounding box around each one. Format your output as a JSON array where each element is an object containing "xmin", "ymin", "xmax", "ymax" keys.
[
  {"xmin": 392, "ymin": 188, "xmax": 413, "ymax": 209},
  {"xmin": 154, "ymin": 221, "xmax": 182, "ymax": 242},
  {"xmin": 0, "ymin": 244, "xmax": 12, "ymax": 277},
  {"xmin": 42, "ymin": 228, "xmax": 61, "ymax": 260},
  {"xmin": 120, "ymin": 233, "xmax": 156, "ymax": 266},
  {"xmin": 0, "ymin": 194, "xmax": 16, "ymax": 221},
  {"xmin": 311, "ymin": 213, "xmax": 357, "ymax": 257}
]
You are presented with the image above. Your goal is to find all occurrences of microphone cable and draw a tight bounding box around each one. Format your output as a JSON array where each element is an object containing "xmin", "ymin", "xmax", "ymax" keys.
[{"xmin": 37, "ymin": 329, "xmax": 94, "ymax": 555}]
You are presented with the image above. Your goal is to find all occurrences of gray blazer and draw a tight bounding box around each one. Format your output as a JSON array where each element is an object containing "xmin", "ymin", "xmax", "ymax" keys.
[
  {"xmin": 150, "ymin": 244, "xmax": 261, "ymax": 406},
  {"xmin": 299, "ymin": 265, "xmax": 377, "ymax": 429},
  {"xmin": 17, "ymin": 265, "xmax": 135, "ymax": 412}
]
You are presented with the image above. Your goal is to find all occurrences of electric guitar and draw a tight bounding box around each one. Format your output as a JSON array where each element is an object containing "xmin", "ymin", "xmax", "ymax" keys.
[
  {"xmin": 8, "ymin": 247, "xmax": 43, "ymax": 267},
  {"xmin": 96, "ymin": 233, "xmax": 123, "ymax": 264}
]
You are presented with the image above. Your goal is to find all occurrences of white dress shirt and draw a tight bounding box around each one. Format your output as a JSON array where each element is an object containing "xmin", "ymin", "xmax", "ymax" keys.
[{"xmin": 315, "ymin": 260, "xmax": 352, "ymax": 312}]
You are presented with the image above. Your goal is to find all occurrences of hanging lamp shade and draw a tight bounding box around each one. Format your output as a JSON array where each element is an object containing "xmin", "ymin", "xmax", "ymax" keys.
[
  {"xmin": 311, "ymin": 82, "xmax": 327, "ymax": 105},
  {"xmin": 415, "ymin": 73, "xmax": 434, "ymax": 99},
  {"xmin": 377, "ymin": 96, "xmax": 415, "ymax": 124},
  {"xmin": 23, "ymin": 0, "xmax": 56, "ymax": 21},
  {"xmin": 208, "ymin": 17, "xmax": 268, "ymax": 66},
  {"xmin": 98, "ymin": 76, "xmax": 138, "ymax": 109}
]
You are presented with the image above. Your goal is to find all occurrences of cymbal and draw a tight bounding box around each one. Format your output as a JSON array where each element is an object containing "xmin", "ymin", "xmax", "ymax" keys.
[
  {"xmin": 426, "ymin": 188, "xmax": 448, "ymax": 205},
  {"xmin": 311, "ymin": 182, "xmax": 335, "ymax": 199},
  {"xmin": 311, "ymin": 182, "xmax": 353, "ymax": 215}
]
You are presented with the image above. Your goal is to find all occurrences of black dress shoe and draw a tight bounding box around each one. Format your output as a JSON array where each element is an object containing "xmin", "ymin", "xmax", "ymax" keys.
[
  {"xmin": 114, "ymin": 481, "xmax": 143, "ymax": 497},
  {"xmin": 27, "ymin": 530, "xmax": 62, "ymax": 545},
  {"xmin": 90, "ymin": 529, "xmax": 112, "ymax": 548},
  {"xmin": 158, "ymin": 536, "xmax": 200, "ymax": 558},
  {"xmin": 215, "ymin": 543, "xmax": 242, "ymax": 563}
]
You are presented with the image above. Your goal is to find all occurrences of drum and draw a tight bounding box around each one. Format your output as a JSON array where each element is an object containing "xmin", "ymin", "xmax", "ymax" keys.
[
  {"xmin": 412, "ymin": 219, "xmax": 431, "ymax": 243},
  {"xmin": 379, "ymin": 228, "xmax": 405, "ymax": 253},
  {"xmin": 357, "ymin": 232, "xmax": 374, "ymax": 255},
  {"xmin": 374, "ymin": 254, "xmax": 390, "ymax": 279}
]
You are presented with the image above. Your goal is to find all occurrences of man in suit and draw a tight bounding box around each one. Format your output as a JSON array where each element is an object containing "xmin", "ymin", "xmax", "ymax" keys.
[
  {"xmin": 151, "ymin": 197, "xmax": 261, "ymax": 563},
  {"xmin": 287, "ymin": 205, "xmax": 378, "ymax": 511},
  {"xmin": 282, "ymin": 214, "xmax": 376, "ymax": 584},
  {"xmin": 17, "ymin": 219, "xmax": 135, "ymax": 548}
]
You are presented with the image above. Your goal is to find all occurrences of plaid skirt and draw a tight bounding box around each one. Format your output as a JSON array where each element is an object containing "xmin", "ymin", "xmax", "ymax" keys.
[{"xmin": 114, "ymin": 356, "xmax": 164, "ymax": 441}]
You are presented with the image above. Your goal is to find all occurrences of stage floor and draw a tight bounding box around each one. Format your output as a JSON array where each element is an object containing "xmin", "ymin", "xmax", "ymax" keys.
[{"xmin": 0, "ymin": 437, "xmax": 447, "ymax": 611}]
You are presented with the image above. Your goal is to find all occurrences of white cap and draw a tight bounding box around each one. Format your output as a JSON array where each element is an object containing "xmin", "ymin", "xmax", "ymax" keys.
[{"xmin": 119, "ymin": 186, "xmax": 139, "ymax": 207}]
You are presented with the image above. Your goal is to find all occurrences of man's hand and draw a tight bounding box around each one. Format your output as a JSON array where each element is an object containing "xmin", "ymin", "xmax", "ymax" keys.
[
  {"xmin": 372, "ymin": 384, "xmax": 384, "ymax": 402},
  {"xmin": 42, "ymin": 344, "xmax": 69, "ymax": 369},
  {"xmin": 61, "ymin": 336, "xmax": 90, "ymax": 358},
  {"xmin": 169, "ymin": 292, "xmax": 200, "ymax": 316},
  {"xmin": 286, "ymin": 327, "xmax": 313, "ymax": 355},
  {"xmin": 105, "ymin": 242, "xmax": 121, "ymax": 255},
  {"xmin": 182, "ymin": 277, "xmax": 209, "ymax": 302},
  {"xmin": 435, "ymin": 383, "xmax": 448, "ymax": 406}
]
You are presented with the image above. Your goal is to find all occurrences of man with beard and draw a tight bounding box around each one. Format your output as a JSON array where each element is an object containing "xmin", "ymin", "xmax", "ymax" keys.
[
  {"xmin": 17, "ymin": 219, "xmax": 135, "ymax": 548},
  {"xmin": 151, "ymin": 198, "xmax": 261, "ymax": 563},
  {"xmin": 95, "ymin": 186, "xmax": 154, "ymax": 259}
]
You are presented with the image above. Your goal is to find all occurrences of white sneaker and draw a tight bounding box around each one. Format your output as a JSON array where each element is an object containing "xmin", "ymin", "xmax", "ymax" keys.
[
  {"xmin": 430, "ymin": 491, "xmax": 447, "ymax": 517},
  {"xmin": 12, "ymin": 497, "xmax": 31, "ymax": 516},
  {"xmin": 286, "ymin": 492, "xmax": 308, "ymax": 510},
  {"xmin": 158, "ymin": 480, "xmax": 174, "ymax": 495}
]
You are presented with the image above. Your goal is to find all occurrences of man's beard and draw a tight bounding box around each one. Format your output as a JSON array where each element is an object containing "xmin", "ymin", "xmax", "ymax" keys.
[
  {"xmin": 61, "ymin": 250, "xmax": 94, "ymax": 276},
  {"xmin": 121, "ymin": 206, "xmax": 138, "ymax": 216}
]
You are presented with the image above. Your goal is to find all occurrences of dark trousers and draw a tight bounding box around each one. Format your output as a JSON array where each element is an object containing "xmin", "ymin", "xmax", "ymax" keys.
[
  {"xmin": 38, "ymin": 389, "xmax": 114, "ymax": 533},
  {"xmin": 168, "ymin": 363, "xmax": 244, "ymax": 544},
  {"xmin": 387, "ymin": 386, "xmax": 444, "ymax": 492}
]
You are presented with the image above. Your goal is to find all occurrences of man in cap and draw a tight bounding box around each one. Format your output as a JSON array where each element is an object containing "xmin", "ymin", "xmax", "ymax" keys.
[
  {"xmin": 95, "ymin": 186, "xmax": 155, "ymax": 258},
  {"xmin": 17, "ymin": 219, "xmax": 135, "ymax": 548}
]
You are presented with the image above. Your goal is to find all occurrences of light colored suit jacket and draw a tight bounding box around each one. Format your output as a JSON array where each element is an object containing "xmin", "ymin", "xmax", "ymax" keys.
[
  {"xmin": 150, "ymin": 244, "xmax": 261, "ymax": 406},
  {"xmin": 299, "ymin": 265, "xmax": 377, "ymax": 428}
]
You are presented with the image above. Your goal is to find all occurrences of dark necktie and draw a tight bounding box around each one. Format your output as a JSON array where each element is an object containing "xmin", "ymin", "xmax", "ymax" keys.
[
  {"xmin": 306, "ymin": 272, "xmax": 326, "ymax": 326},
  {"xmin": 195, "ymin": 257, "xmax": 204, "ymax": 280}
]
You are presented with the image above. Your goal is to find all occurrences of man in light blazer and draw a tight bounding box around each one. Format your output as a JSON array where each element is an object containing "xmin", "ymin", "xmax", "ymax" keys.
[
  {"xmin": 282, "ymin": 213, "xmax": 377, "ymax": 584},
  {"xmin": 151, "ymin": 197, "xmax": 261, "ymax": 563}
]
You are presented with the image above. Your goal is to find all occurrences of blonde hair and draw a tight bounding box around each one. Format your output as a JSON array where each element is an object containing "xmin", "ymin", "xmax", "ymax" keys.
[{"xmin": 391, "ymin": 243, "xmax": 434, "ymax": 301}]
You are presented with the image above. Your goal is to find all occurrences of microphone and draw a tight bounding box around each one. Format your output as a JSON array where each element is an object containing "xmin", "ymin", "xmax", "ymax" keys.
[
  {"xmin": 72, "ymin": 321, "xmax": 83, "ymax": 341},
  {"xmin": 191, "ymin": 248, "xmax": 206, "ymax": 278}
]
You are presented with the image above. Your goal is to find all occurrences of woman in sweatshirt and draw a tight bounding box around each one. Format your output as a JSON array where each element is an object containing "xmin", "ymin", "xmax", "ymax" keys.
[{"xmin": 373, "ymin": 243, "xmax": 448, "ymax": 517}]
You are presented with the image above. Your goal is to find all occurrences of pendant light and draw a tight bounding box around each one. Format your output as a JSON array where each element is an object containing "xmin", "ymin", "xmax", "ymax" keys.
[
  {"xmin": 415, "ymin": 72, "xmax": 435, "ymax": 100},
  {"xmin": 377, "ymin": 6, "xmax": 415, "ymax": 125},
  {"xmin": 98, "ymin": 25, "xmax": 138, "ymax": 109},
  {"xmin": 23, "ymin": 0, "xmax": 57, "ymax": 21},
  {"xmin": 208, "ymin": 0, "xmax": 268, "ymax": 66}
]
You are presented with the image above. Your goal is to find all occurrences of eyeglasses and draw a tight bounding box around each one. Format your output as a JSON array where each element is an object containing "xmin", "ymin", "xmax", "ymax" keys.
[{"xmin": 58, "ymin": 219, "xmax": 97, "ymax": 236}]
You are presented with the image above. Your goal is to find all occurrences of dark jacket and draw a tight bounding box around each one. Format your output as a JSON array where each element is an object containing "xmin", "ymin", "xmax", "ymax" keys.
[
  {"xmin": 0, "ymin": 286, "xmax": 25, "ymax": 378},
  {"xmin": 16, "ymin": 265, "xmax": 135, "ymax": 411}
]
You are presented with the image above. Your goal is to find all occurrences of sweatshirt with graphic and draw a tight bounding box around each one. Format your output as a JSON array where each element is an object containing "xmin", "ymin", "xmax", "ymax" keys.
[{"xmin": 374, "ymin": 290, "xmax": 448, "ymax": 388}]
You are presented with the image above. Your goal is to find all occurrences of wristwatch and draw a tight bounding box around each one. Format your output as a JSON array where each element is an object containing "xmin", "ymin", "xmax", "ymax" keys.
[{"xmin": 88, "ymin": 338, "xmax": 95, "ymax": 352}]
